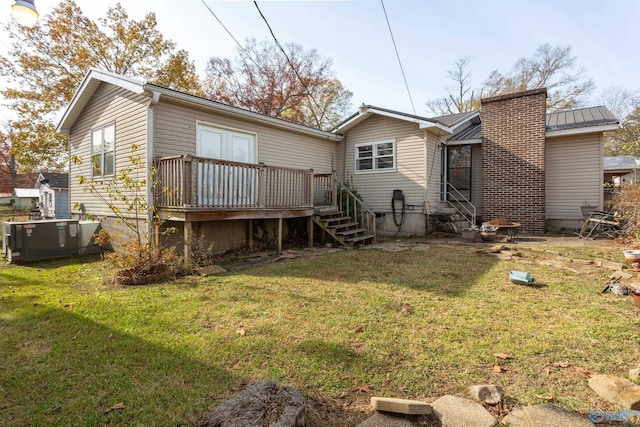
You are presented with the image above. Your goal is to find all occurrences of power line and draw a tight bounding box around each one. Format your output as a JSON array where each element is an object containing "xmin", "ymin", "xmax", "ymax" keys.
[
  {"xmin": 253, "ymin": 1, "xmax": 324, "ymax": 125},
  {"xmin": 380, "ymin": 0, "xmax": 417, "ymax": 116},
  {"xmin": 199, "ymin": 0, "xmax": 261, "ymax": 70}
]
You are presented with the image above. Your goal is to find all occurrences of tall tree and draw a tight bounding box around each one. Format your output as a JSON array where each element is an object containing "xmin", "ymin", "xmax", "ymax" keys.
[
  {"xmin": 426, "ymin": 44, "xmax": 595, "ymax": 115},
  {"xmin": 0, "ymin": 0, "xmax": 201, "ymax": 173},
  {"xmin": 202, "ymin": 38, "xmax": 352, "ymax": 130},
  {"xmin": 426, "ymin": 56, "xmax": 478, "ymax": 116}
]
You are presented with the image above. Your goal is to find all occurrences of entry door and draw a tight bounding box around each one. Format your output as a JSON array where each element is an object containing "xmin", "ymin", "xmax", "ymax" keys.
[{"xmin": 196, "ymin": 124, "xmax": 256, "ymax": 206}]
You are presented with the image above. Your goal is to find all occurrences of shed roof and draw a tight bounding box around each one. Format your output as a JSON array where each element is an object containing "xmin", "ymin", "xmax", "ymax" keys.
[
  {"xmin": 603, "ymin": 156, "xmax": 637, "ymax": 171},
  {"xmin": 14, "ymin": 188, "xmax": 39, "ymax": 198},
  {"xmin": 38, "ymin": 172, "xmax": 69, "ymax": 189}
]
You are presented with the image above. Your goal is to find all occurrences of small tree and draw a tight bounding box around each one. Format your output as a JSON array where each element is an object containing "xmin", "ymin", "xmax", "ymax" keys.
[{"xmin": 72, "ymin": 144, "xmax": 179, "ymax": 281}]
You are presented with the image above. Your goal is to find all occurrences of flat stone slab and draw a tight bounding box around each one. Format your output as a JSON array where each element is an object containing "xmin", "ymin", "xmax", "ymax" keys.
[
  {"xmin": 370, "ymin": 397, "xmax": 432, "ymax": 415},
  {"xmin": 431, "ymin": 395, "xmax": 496, "ymax": 427},
  {"xmin": 523, "ymin": 404, "xmax": 593, "ymax": 427},
  {"xmin": 589, "ymin": 374, "xmax": 634, "ymax": 402},
  {"xmin": 616, "ymin": 386, "xmax": 640, "ymax": 410},
  {"xmin": 501, "ymin": 408, "xmax": 526, "ymax": 427},
  {"xmin": 197, "ymin": 264, "xmax": 227, "ymax": 276}
]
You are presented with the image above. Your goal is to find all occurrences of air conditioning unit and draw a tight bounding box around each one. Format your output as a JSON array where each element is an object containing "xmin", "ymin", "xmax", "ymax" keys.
[{"xmin": 2, "ymin": 219, "xmax": 79, "ymax": 263}]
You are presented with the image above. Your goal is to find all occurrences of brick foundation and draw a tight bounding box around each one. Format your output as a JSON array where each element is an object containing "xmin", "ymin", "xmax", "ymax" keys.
[{"xmin": 481, "ymin": 89, "xmax": 547, "ymax": 234}]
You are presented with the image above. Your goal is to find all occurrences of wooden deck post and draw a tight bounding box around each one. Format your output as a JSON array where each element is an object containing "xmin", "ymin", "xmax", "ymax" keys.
[
  {"xmin": 184, "ymin": 221, "xmax": 193, "ymax": 266},
  {"xmin": 307, "ymin": 215, "xmax": 313, "ymax": 248},
  {"xmin": 247, "ymin": 220, "xmax": 253, "ymax": 250},
  {"xmin": 276, "ymin": 217, "xmax": 283, "ymax": 254}
]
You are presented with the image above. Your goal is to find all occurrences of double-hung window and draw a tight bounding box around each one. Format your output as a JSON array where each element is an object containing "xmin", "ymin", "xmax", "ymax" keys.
[
  {"xmin": 91, "ymin": 124, "xmax": 115, "ymax": 177},
  {"xmin": 355, "ymin": 140, "xmax": 396, "ymax": 173}
]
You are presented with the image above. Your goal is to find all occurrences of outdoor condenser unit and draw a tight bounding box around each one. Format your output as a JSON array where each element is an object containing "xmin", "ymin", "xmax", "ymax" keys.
[{"xmin": 2, "ymin": 219, "xmax": 79, "ymax": 263}]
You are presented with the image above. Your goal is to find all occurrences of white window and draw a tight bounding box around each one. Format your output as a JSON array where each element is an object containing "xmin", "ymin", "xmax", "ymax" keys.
[
  {"xmin": 355, "ymin": 140, "xmax": 396, "ymax": 173},
  {"xmin": 91, "ymin": 123, "xmax": 115, "ymax": 177}
]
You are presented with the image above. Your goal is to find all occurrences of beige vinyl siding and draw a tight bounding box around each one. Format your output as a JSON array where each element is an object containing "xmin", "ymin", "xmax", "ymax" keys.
[
  {"xmin": 338, "ymin": 115, "xmax": 438, "ymax": 211},
  {"xmin": 153, "ymin": 100, "xmax": 337, "ymax": 174},
  {"xmin": 68, "ymin": 82, "xmax": 148, "ymax": 218},
  {"xmin": 546, "ymin": 133, "xmax": 603, "ymax": 220}
]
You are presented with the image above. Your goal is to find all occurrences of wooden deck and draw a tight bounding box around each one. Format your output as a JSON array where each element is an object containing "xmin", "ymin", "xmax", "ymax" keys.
[{"xmin": 155, "ymin": 155, "xmax": 317, "ymax": 221}]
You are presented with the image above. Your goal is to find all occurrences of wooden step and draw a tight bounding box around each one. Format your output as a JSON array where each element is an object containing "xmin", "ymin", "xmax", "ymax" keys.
[
  {"xmin": 329, "ymin": 221, "xmax": 359, "ymax": 230},
  {"xmin": 336, "ymin": 228, "xmax": 366, "ymax": 236},
  {"xmin": 344, "ymin": 234, "xmax": 374, "ymax": 244},
  {"xmin": 324, "ymin": 216, "xmax": 352, "ymax": 224}
]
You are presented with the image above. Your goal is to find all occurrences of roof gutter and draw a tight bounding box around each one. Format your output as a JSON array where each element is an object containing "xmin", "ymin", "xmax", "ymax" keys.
[{"xmin": 546, "ymin": 123, "xmax": 620, "ymax": 138}]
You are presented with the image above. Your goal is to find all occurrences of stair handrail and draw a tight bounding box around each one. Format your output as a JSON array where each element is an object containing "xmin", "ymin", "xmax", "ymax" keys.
[
  {"xmin": 446, "ymin": 183, "xmax": 476, "ymax": 227},
  {"xmin": 336, "ymin": 179, "xmax": 376, "ymax": 240}
]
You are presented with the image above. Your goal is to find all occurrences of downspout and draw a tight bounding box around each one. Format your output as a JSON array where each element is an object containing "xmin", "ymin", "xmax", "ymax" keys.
[{"xmin": 147, "ymin": 91, "xmax": 161, "ymax": 244}]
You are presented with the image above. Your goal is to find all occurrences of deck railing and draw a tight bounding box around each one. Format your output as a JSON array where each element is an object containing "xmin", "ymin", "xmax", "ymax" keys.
[{"xmin": 155, "ymin": 155, "xmax": 314, "ymax": 209}]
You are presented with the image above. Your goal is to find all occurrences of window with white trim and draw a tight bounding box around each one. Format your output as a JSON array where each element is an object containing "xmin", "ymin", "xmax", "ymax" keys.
[
  {"xmin": 91, "ymin": 123, "xmax": 115, "ymax": 177},
  {"xmin": 355, "ymin": 140, "xmax": 396, "ymax": 173}
]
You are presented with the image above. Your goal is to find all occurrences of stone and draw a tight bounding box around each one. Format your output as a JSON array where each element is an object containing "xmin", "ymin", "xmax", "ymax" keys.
[
  {"xmin": 200, "ymin": 381, "xmax": 306, "ymax": 427},
  {"xmin": 610, "ymin": 270, "xmax": 635, "ymax": 280},
  {"xmin": 523, "ymin": 404, "xmax": 594, "ymax": 427},
  {"xmin": 501, "ymin": 408, "xmax": 526, "ymax": 427},
  {"xmin": 594, "ymin": 258, "xmax": 625, "ymax": 271},
  {"xmin": 630, "ymin": 368, "xmax": 640, "ymax": 382},
  {"xmin": 588, "ymin": 374, "xmax": 635, "ymax": 403},
  {"xmin": 356, "ymin": 411, "xmax": 432, "ymax": 427},
  {"xmin": 431, "ymin": 395, "xmax": 496, "ymax": 427},
  {"xmin": 615, "ymin": 386, "xmax": 640, "ymax": 410},
  {"xmin": 469, "ymin": 384, "xmax": 504, "ymax": 406},
  {"xmin": 370, "ymin": 397, "xmax": 432, "ymax": 415}
]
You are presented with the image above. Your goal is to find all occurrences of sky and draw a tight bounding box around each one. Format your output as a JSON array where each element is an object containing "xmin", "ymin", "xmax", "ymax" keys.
[{"xmin": 1, "ymin": 0, "xmax": 639, "ymax": 122}]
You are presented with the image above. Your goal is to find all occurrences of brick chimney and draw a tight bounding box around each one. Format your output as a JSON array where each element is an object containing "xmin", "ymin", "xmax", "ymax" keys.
[{"xmin": 481, "ymin": 88, "xmax": 547, "ymax": 233}]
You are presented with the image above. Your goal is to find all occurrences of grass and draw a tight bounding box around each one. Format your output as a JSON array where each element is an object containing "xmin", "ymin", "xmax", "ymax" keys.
[{"xmin": 1, "ymin": 242, "xmax": 639, "ymax": 426}]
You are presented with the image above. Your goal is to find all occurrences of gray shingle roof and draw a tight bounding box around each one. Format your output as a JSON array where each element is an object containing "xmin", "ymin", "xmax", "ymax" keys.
[
  {"xmin": 603, "ymin": 156, "xmax": 637, "ymax": 171},
  {"xmin": 39, "ymin": 172, "xmax": 69, "ymax": 189},
  {"xmin": 546, "ymin": 106, "xmax": 618, "ymax": 131}
]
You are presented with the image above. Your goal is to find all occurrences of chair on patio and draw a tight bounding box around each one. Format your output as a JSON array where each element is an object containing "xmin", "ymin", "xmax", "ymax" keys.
[{"xmin": 578, "ymin": 210, "xmax": 622, "ymax": 239}]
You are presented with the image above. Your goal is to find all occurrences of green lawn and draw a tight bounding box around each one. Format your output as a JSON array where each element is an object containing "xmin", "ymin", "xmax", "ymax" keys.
[{"xmin": 1, "ymin": 243, "xmax": 638, "ymax": 426}]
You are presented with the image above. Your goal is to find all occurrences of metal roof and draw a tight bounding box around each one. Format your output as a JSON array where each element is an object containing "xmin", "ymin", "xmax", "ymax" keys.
[
  {"xmin": 449, "ymin": 123, "xmax": 482, "ymax": 141},
  {"xmin": 14, "ymin": 188, "xmax": 40, "ymax": 198},
  {"xmin": 430, "ymin": 111, "xmax": 479, "ymax": 127},
  {"xmin": 546, "ymin": 106, "xmax": 618, "ymax": 131},
  {"xmin": 603, "ymin": 156, "xmax": 637, "ymax": 171}
]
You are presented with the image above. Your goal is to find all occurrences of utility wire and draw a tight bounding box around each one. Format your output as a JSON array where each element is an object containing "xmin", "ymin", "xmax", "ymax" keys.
[
  {"xmin": 253, "ymin": 1, "xmax": 324, "ymax": 125},
  {"xmin": 380, "ymin": 0, "xmax": 417, "ymax": 116},
  {"xmin": 200, "ymin": 0, "xmax": 261, "ymax": 70}
]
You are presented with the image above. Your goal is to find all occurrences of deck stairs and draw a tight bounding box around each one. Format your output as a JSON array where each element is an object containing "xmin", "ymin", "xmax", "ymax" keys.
[{"xmin": 313, "ymin": 206, "xmax": 375, "ymax": 248}]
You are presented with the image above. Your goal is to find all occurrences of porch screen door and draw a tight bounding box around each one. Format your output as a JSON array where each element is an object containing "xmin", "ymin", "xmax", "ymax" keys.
[{"xmin": 196, "ymin": 124, "xmax": 256, "ymax": 206}]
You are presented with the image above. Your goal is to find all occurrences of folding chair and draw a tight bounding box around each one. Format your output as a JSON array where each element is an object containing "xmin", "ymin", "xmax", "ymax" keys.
[{"xmin": 578, "ymin": 211, "xmax": 621, "ymax": 239}]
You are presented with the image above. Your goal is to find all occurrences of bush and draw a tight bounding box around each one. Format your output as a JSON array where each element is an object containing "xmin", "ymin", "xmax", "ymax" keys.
[{"xmin": 612, "ymin": 183, "xmax": 640, "ymax": 241}]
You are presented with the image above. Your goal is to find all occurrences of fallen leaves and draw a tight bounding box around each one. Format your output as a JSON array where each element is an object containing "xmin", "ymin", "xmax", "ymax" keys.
[
  {"xmin": 104, "ymin": 402, "xmax": 125, "ymax": 414},
  {"xmin": 401, "ymin": 301, "xmax": 413, "ymax": 315},
  {"xmin": 493, "ymin": 365, "xmax": 507, "ymax": 373},
  {"xmin": 354, "ymin": 325, "xmax": 364, "ymax": 333},
  {"xmin": 355, "ymin": 383, "xmax": 373, "ymax": 393},
  {"xmin": 548, "ymin": 361, "xmax": 570, "ymax": 368},
  {"xmin": 236, "ymin": 328, "xmax": 246, "ymax": 337},
  {"xmin": 574, "ymin": 366, "xmax": 595, "ymax": 376},
  {"xmin": 494, "ymin": 353, "xmax": 512, "ymax": 360},
  {"xmin": 535, "ymin": 394, "xmax": 555, "ymax": 401},
  {"xmin": 106, "ymin": 333, "xmax": 115, "ymax": 342}
]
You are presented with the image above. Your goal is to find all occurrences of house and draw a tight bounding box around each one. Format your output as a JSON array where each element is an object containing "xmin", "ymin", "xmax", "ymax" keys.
[
  {"xmin": 335, "ymin": 89, "xmax": 618, "ymax": 234},
  {"xmin": 11, "ymin": 188, "xmax": 39, "ymax": 210},
  {"xmin": 35, "ymin": 172, "xmax": 70, "ymax": 219},
  {"xmin": 57, "ymin": 69, "xmax": 346, "ymax": 257},
  {"xmin": 58, "ymin": 70, "xmax": 617, "ymax": 257}
]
